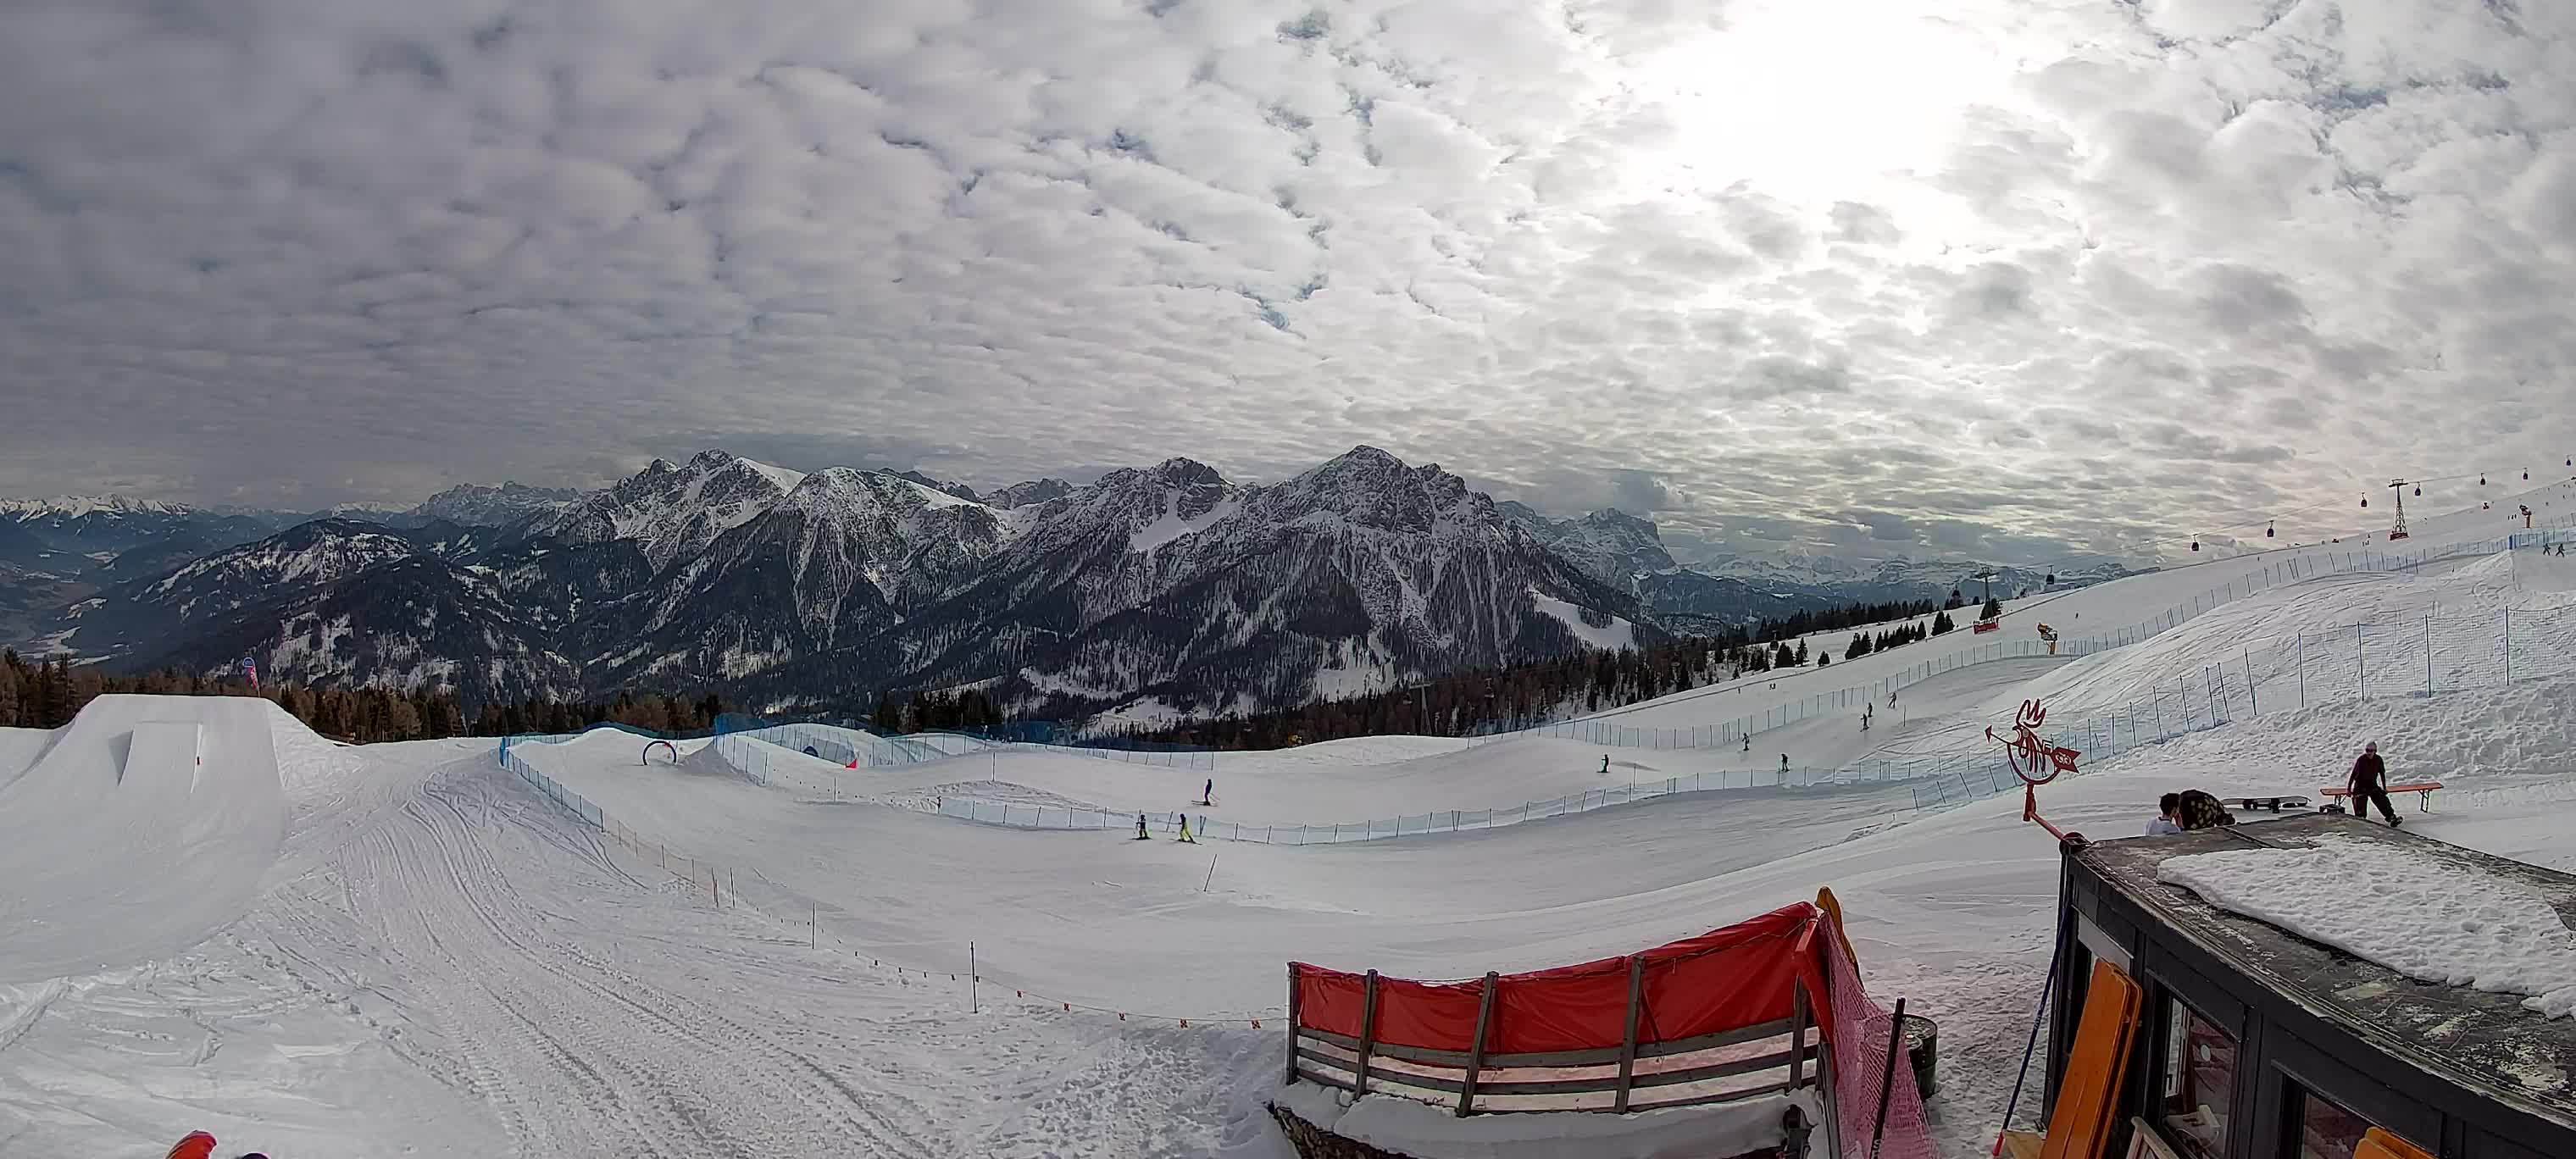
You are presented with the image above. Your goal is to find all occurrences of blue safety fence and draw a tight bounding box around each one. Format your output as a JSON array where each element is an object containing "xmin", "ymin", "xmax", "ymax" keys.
[
  {"xmin": 1468, "ymin": 524, "xmax": 2576, "ymax": 752},
  {"xmin": 1909, "ymin": 537, "xmax": 2576, "ymax": 813}
]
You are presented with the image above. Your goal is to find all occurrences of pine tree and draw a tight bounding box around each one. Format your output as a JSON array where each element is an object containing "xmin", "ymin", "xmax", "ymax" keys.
[
  {"xmin": 1933, "ymin": 610, "xmax": 1955, "ymax": 635},
  {"xmin": 1945, "ymin": 587, "xmax": 1964, "ymax": 610}
]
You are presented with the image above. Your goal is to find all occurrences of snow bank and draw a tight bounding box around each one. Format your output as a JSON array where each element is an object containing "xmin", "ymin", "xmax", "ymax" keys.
[
  {"xmin": 1275, "ymin": 1085, "xmax": 1819, "ymax": 1159},
  {"xmin": 2159, "ymin": 840, "xmax": 2576, "ymax": 1017}
]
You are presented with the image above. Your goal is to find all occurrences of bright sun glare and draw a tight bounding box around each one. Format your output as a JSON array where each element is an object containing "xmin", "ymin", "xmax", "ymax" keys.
[{"xmin": 1627, "ymin": 2, "xmax": 2016, "ymax": 209}]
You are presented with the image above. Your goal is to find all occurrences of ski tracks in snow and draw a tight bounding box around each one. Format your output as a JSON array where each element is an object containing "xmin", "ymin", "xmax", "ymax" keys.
[{"xmin": 239, "ymin": 749, "xmax": 1263, "ymax": 1158}]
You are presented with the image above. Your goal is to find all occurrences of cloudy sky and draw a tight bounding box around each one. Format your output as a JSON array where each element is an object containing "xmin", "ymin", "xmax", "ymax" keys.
[{"xmin": 2, "ymin": 0, "xmax": 2572, "ymax": 566}]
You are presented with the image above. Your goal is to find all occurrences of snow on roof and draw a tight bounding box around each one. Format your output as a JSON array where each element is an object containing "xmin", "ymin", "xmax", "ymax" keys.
[
  {"xmin": 2161, "ymin": 838, "xmax": 2576, "ymax": 1018},
  {"xmin": 2079, "ymin": 814, "xmax": 2576, "ymax": 1121}
]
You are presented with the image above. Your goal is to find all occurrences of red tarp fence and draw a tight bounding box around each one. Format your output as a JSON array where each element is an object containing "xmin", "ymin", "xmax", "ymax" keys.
[
  {"xmin": 1287, "ymin": 899, "xmax": 1940, "ymax": 1156},
  {"xmin": 1291, "ymin": 903, "xmax": 1826, "ymax": 1056}
]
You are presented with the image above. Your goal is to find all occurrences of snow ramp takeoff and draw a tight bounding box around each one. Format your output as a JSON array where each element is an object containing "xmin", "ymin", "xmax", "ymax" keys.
[{"xmin": 0, "ymin": 695, "xmax": 286, "ymax": 982}]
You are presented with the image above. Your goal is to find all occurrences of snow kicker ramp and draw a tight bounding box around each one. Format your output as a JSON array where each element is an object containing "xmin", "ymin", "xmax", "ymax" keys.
[{"xmin": 0, "ymin": 694, "xmax": 286, "ymax": 982}]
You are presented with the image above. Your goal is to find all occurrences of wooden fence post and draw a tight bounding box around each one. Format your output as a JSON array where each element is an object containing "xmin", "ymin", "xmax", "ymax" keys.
[
  {"xmin": 1789, "ymin": 980, "xmax": 1808, "ymax": 1090},
  {"xmin": 1613, "ymin": 955, "xmax": 1646, "ymax": 1112},
  {"xmin": 1456, "ymin": 972, "xmax": 1499, "ymax": 1117},
  {"xmin": 1353, "ymin": 970, "xmax": 1380, "ymax": 1097},
  {"xmin": 1284, "ymin": 964, "xmax": 1302, "ymax": 1086}
]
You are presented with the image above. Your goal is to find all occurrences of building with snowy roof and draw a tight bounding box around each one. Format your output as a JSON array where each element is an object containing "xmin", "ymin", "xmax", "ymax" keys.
[{"xmin": 2042, "ymin": 812, "xmax": 2575, "ymax": 1159}]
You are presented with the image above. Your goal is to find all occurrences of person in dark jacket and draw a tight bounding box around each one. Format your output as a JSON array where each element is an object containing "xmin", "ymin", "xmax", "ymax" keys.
[
  {"xmin": 2349, "ymin": 741, "xmax": 2401, "ymax": 825},
  {"xmin": 2174, "ymin": 789, "xmax": 2235, "ymax": 831}
]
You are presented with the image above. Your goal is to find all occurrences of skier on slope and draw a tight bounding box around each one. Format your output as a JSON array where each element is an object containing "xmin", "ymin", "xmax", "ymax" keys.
[
  {"xmin": 1743, "ymin": 733, "xmax": 1751, "ymax": 753},
  {"xmin": 2347, "ymin": 741, "xmax": 2401, "ymax": 826},
  {"xmin": 1602, "ymin": 754, "xmax": 1611, "ymax": 775},
  {"xmin": 1135, "ymin": 813, "xmax": 1150, "ymax": 840}
]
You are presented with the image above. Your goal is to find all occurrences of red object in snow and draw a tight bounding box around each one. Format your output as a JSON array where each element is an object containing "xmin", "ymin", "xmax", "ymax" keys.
[
  {"xmin": 1291, "ymin": 903, "xmax": 1824, "ymax": 1056},
  {"xmin": 1972, "ymin": 619, "xmax": 2001, "ymax": 634}
]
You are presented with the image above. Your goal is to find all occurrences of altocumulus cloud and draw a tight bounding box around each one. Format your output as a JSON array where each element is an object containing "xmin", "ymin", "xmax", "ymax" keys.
[{"xmin": 0, "ymin": 0, "xmax": 2571, "ymax": 564}]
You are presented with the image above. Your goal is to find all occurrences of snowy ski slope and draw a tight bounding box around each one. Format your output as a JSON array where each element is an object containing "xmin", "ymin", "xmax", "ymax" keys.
[{"xmin": 6, "ymin": 482, "xmax": 2576, "ymax": 1157}]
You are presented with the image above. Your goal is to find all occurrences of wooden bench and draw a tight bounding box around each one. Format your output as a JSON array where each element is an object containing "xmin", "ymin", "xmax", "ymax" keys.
[{"xmin": 2320, "ymin": 781, "xmax": 2443, "ymax": 812}]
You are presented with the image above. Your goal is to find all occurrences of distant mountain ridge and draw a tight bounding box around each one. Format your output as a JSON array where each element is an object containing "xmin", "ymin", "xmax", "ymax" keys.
[{"xmin": 3, "ymin": 452, "xmax": 2137, "ymax": 718}]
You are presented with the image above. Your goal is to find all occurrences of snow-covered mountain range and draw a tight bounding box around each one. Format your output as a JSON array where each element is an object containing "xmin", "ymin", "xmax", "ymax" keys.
[{"xmin": 4, "ymin": 450, "xmax": 2135, "ymax": 715}]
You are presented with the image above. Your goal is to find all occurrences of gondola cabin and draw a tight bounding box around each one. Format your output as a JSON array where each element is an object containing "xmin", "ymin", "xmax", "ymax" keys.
[{"xmin": 2025, "ymin": 813, "xmax": 2575, "ymax": 1159}]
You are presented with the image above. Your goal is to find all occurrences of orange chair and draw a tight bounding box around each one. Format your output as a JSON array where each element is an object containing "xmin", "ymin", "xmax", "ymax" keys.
[
  {"xmin": 2357, "ymin": 1127, "xmax": 2435, "ymax": 1159},
  {"xmin": 1999, "ymin": 960, "xmax": 2145, "ymax": 1159}
]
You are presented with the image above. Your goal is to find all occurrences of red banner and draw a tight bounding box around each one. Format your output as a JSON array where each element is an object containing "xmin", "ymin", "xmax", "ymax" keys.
[{"xmin": 1293, "ymin": 902, "xmax": 1829, "ymax": 1056}]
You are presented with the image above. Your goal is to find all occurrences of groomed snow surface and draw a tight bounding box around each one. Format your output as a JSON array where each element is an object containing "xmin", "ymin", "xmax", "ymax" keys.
[{"xmin": 8, "ymin": 484, "xmax": 2576, "ymax": 1157}]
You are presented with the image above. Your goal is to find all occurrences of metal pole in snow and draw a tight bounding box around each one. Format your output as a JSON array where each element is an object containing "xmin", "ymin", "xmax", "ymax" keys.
[
  {"xmin": 2426, "ymin": 614, "xmax": 2434, "ymax": 695},
  {"xmin": 969, "ymin": 941, "xmax": 977, "ymax": 1013},
  {"xmin": 2296, "ymin": 632, "xmax": 2306, "ymax": 707},
  {"xmin": 2246, "ymin": 650, "xmax": 2258, "ymax": 716},
  {"xmin": 1870, "ymin": 997, "xmax": 1909, "ymax": 1157},
  {"xmin": 2357, "ymin": 626, "xmax": 2366, "ymax": 701},
  {"xmin": 2505, "ymin": 611, "xmax": 2513, "ymax": 684},
  {"xmin": 1204, "ymin": 853, "xmax": 1219, "ymax": 891}
]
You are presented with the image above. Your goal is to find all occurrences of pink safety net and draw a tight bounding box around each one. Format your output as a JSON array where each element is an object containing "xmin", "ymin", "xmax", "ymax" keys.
[{"xmin": 1823, "ymin": 934, "xmax": 1938, "ymax": 1159}]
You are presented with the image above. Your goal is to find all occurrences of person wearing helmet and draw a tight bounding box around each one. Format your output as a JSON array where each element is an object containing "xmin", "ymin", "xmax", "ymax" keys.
[
  {"xmin": 167, "ymin": 1133, "xmax": 218, "ymax": 1159},
  {"xmin": 2349, "ymin": 741, "xmax": 2401, "ymax": 826}
]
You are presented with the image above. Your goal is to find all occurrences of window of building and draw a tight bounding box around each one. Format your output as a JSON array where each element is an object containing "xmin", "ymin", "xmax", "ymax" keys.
[
  {"xmin": 2157, "ymin": 998, "xmax": 2235, "ymax": 1157},
  {"xmin": 2287, "ymin": 1083, "xmax": 2371, "ymax": 1159}
]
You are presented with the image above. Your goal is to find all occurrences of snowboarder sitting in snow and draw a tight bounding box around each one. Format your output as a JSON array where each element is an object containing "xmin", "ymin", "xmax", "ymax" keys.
[
  {"xmin": 2348, "ymin": 741, "xmax": 2401, "ymax": 826},
  {"xmin": 2174, "ymin": 789, "xmax": 2235, "ymax": 831},
  {"xmin": 2147, "ymin": 793, "xmax": 2185, "ymax": 836}
]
